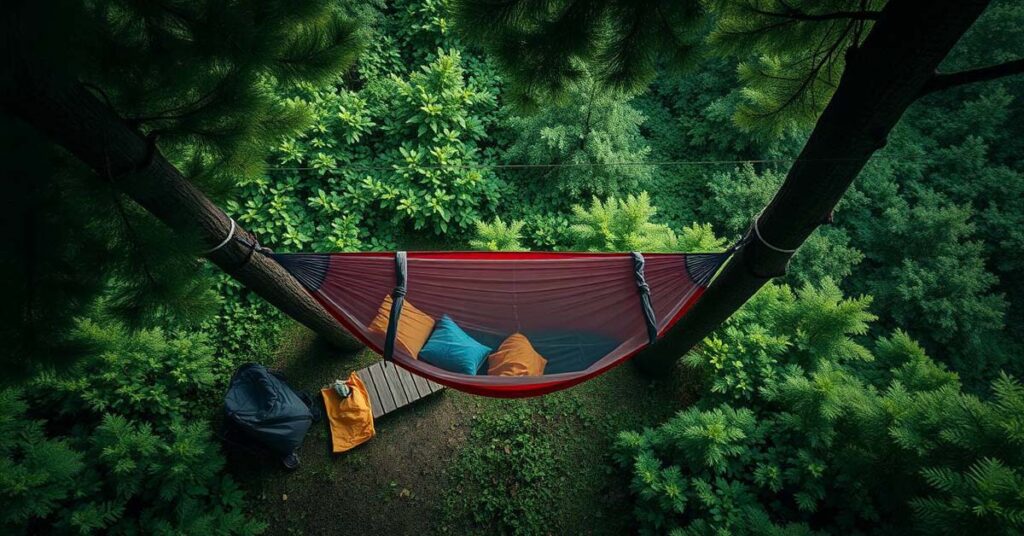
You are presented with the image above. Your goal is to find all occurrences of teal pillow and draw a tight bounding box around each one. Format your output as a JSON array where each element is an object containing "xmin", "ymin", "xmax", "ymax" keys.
[{"xmin": 419, "ymin": 315, "xmax": 492, "ymax": 375}]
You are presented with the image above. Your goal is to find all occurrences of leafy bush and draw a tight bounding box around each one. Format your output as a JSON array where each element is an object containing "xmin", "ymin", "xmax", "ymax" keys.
[
  {"xmin": 472, "ymin": 192, "xmax": 730, "ymax": 255},
  {"xmin": 472, "ymin": 193, "xmax": 729, "ymax": 254},
  {"xmin": 441, "ymin": 405, "xmax": 559, "ymax": 535},
  {"xmin": 202, "ymin": 279, "xmax": 285, "ymax": 375},
  {"xmin": 36, "ymin": 319, "xmax": 219, "ymax": 420},
  {"xmin": 2, "ymin": 319, "xmax": 262, "ymax": 535},
  {"xmin": 469, "ymin": 217, "xmax": 527, "ymax": 251},
  {"xmin": 0, "ymin": 389, "xmax": 83, "ymax": 530},
  {"xmin": 615, "ymin": 280, "xmax": 1024, "ymax": 535},
  {"xmin": 231, "ymin": 48, "xmax": 504, "ymax": 251},
  {"xmin": 505, "ymin": 84, "xmax": 652, "ymax": 208},
  {"xmin": 570, "ymin": 193, "xmax": 726, "ymax": 253},
  {"xmin": 685, "ymin": 280, "xmax": 875, "ymax": 405}
]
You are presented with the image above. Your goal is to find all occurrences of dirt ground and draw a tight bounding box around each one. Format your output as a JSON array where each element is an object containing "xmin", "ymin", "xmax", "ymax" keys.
[{"xmin": 228, "ymin": 323, "xmax": 690, "ymax": 535}]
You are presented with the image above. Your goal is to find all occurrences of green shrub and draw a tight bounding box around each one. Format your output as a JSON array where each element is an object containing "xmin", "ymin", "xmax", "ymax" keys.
[
  {"xmin": 202, "ymin": 278, "xmax": 285, "ymax": 376},
  {"xmin": 505, "ymin": 83, "xmax": 652, "ymax": 210},
  {"xmin": 570, "ymin": 193, "xmax": 726, "ymax": 253},
  {"xmin": 469, "ymin": 217, "xmax": 527, "ymax": 251},
  {"xmin": 615, "ymin": 279, "xmax": 1024, "ymax": 535},
  {"xmin": 0, "ymin": 389, "xmax": 83, "ymax": 531},
  {"xmin": 472, "ymin": 193, "xmax": 729, "ymax": 254},
  {"xmin": 34, "ymin": 319, "xmax": 219, "ymax": 421},
  {"xmin": 231, "ymin": 47, "xmax": 504, "ymax": 251},
  {"xmin": 4, "ymin": 319, "xmax": 263, "ymax": 535},
  {"xmin": 441, "ymin": 405, "xmax": 558, "ymax": 535},
  {"xmin": 521, "ymin": 212, "xmax": 573, "ymax": 251}
]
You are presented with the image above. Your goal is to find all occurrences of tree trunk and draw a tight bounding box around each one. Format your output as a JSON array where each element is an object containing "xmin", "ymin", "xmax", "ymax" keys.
[
  {"xmin": 3, "ymin": 38, "xmax": 361, "ymax": 350},
  {"xmin": 636, "ymin": 0, "xmax": 991, "ymax": 374}
]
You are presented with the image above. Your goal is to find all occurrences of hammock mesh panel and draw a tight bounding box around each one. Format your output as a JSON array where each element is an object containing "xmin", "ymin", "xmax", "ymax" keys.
[{"xmin": 273, "ymin": 251, "xmax": 728, "ymax": 397}]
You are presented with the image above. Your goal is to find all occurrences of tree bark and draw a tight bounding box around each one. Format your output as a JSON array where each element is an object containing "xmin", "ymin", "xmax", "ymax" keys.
[
  {"xmin": 635, "ymin": 0, "xmax": 992, "ymax": 374},
  {"xmin": 3, "ymin": 35, "xmax": 361, "ymax": 350}
]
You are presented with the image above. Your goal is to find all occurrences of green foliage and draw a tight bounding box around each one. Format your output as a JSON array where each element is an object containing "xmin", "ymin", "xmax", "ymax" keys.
[
  {"xmin": 701, "ymin": 157, "xmax": 1014, "ymax": 383},
  {"xmin": 0, "ymin": 390, "xmax": 83, "ymax": 530},
  {"xmin": 2, "ymin": 318, "xmax": 262, "ymax": 534},
  {"xmin": 521, "ymin": 212, "xmax": 573, "ymax": 251},
  {"xmin": 505, "ymin": 83, "xmax": 652, "ymax": 205},
  {"xmin": 570, "ymin": 193, "xmax": 727, "ymax": 253},
  {"xmin": 454, "ymin": 0, "xmax": 882, "ymax": 135},
  {"xmin": 233, "ymin": 48, "xmax": 503, "ymax": 250},
  {"xmin": 35, "ymin": 319, "xmax": 218, "ymax": 421},
  {"xmin": 441, "ymin": 404, "xmax": 559, "ymax": 535},
  {"xmin": 685, "ymin": 280, "xmax": 874, "ymax": 404},
  {"xmin": 453, "ymin": 1, "xmax": 707, "ymax": 105},
  {"xmin": 617, "ymin": 281, "xmax": 1024, "ymax": 535},
  {"xmin": 847, "ymin": 178, "xmax": 1011, "ymax": 381},
  {"xmin": 8, "ymin": 2, "xmax": 1024, "ymax": 535},
  {"xmin": 913, "ymin": 457, "xmax": 1024, "ymax": 534},
  {"xmin": 49, "ymin": 0, "xmax": 366, "ymax": 188},
  {"xmin": 2, "ymin": 0, "xmax": 366, "ymax": 372},
  {"xmin": 391, "ymin": 0, "xmax": 460, "ymax": 59},
  {"xmin": 469, "ymin": 217, "xmax": 527, "ymax": 251},
  {"xmin": 702, "ymin": 164, "xmax": 865, "ymax": 286},
  {"xmin": 472, "ymin": 193, "xmax": 728, "ymax": 254},
  {"xmin": 202, "ymin": 280, "xmax": 285, "ymax": 371},
  {"xmin": 712, "ymin": 1, "xmax": 885, "ymax": 136},
  {"xmin": 2, "ymin": 0, "xmax": 370, "ymax": 532}
]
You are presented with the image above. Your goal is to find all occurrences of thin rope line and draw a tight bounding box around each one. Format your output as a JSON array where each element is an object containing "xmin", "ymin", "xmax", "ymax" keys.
[
  {"xmin": 204, "ymin": 217, "xmax": 236, "ymax": 254},
  {"xmin": 753, "ymin": 211, "xmax": 798, "ymax": 254},
  {"xmin": 264, "ymin": 155, "xmax": 937, "ymax": 172}
]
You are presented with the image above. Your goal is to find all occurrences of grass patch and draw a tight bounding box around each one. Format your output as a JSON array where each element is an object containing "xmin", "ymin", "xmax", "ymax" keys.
[
  {"xmin": 437, "ymin": 368, "xmax": 684, "ymax": 535},
  {"xmin": 440, "ymin": 402, "xmax": 559, "ymax": 535}
]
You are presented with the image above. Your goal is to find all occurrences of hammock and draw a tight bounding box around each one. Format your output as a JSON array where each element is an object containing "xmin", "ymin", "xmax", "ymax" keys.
[{"xmin": 272, "ymin": 251, "xmax": 730, "ymax": 398}]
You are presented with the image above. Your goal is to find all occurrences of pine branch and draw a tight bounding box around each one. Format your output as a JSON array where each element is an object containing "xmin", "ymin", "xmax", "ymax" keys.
[
  {"xmin": 751, "ymin": 1, "xmax": 881, "ymax": 22},
  {"xmin": 921, "ymin": 58, "xmax": 1024, "ymax": 95},
  {"xmin": 750, "ymin": 19, "xmax": 854, "ymax": 120}
]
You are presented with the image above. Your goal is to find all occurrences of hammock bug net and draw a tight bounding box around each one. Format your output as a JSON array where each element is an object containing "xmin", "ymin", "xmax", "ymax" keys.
[{"xmin": 273, "ymin": 251, "xmax": 729, "ymax": 398}]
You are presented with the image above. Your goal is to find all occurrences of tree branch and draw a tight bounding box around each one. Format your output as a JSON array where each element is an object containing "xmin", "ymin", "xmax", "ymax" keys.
[
  {"xmin": 921, "ymin": 58, "xmax": 1024, "ymax": 95},
  {"xmin": 750, "ymin": 3, "xmax": 881, "ymax": 22}
]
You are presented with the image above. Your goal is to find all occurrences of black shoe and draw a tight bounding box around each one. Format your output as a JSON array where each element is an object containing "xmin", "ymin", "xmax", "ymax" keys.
[{"xmin": 282, "ymin": 451, "xmax": 300, "ymax": 470}]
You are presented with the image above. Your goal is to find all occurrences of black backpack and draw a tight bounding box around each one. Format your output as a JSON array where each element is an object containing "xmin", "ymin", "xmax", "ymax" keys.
[{"xmin": 222, "ymin": 363, "xmax": 319, "ymax": 468}]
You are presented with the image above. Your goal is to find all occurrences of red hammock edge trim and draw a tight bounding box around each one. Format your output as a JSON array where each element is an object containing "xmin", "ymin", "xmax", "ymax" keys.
[{"xmin": 302, "ymin": 251, "xmax": 714, "ymax": 260}]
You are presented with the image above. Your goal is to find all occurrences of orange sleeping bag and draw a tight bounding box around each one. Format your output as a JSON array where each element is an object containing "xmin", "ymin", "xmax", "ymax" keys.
[{"xmin": 321, "ymin": 372, "xmax": 375, "ymax": 453}]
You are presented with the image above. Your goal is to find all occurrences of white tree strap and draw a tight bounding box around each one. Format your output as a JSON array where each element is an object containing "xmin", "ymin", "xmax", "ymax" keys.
[
  {"xmin": 753, "ymin": 211, "xmax": 799, "ymax": 254},
  {"xmin": 204, "ymin": 217, "xmax": 236, "ymax": 254}
]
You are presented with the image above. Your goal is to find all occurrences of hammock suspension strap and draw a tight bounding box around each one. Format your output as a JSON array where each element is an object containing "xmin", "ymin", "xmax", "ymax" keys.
[
  {"xmin": 383, "ymin": 251, "xmax": 407, "ymax": 360},
  {"xmin": 631, "ymin": 252, "xmax": 658, "ymax": 345},
  {"xmin": 753, "ymin": 210, "xmax": 798, "ymax": 254},
  {"xmin": 204, "ymin": 217, "xmax": 236, "ymax": 254}
]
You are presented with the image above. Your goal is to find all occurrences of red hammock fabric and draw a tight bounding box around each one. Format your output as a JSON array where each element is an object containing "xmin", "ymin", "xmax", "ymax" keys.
[{"xmin": 273, "ymin": 251, "xmax": 727, "ymax": 398}]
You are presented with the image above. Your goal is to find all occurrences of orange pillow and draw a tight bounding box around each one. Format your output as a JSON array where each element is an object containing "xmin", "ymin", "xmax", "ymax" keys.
[
  {"xmin": 368, "ymin": 295, "xmax": 435, "ymax": 358},
  {"xmin": 488, "ymin": 333, "xmax": 548, "ymax": 377}
]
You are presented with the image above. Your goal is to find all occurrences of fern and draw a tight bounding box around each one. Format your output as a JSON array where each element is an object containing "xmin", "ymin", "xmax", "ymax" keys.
[{"xmin": 469, "ymin": 217, "xmax": 527, "ymax": 251}]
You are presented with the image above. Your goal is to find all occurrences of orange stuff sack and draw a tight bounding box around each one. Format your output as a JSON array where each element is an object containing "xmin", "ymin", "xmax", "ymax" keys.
[
  {"xmin": 368, "ymin": 295, "xmax": 435, "ymax": 358},
  {"xmin": 321, "ymin": 372, "xmax": 375, "ymax": 453},
  {"xmin": 488, "ymin": 333, "xmax": 548, "ymax": 377}
]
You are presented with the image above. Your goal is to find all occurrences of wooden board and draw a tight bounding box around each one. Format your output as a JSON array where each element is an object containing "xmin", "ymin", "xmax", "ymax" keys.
[
  {"xmin": 367, "ymin": 362, "xmax": 396, "ymax": 414},
  {"xmin": 382, "ymin": 362, "xmax": 410, "ymax": 407},
  {"xmin": 352, "ymin": 360, "xmax": 445, "ymax": 418},
  {"xmin": 411, "ymin": 372, "xmax": 432, "ymax": 398},
  {"xmin": 354, "ymin": 368, "xmax": 384, "ymax": 419},
  {"xmin": 394, "ymin": 364, "xmax": 421, "ymax": 399}
]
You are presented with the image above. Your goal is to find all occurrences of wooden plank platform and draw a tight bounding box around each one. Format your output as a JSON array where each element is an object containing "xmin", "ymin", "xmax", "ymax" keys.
[{"xmin": 354, "ymin": 360, "xmax": 444, "ymax": 419}]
